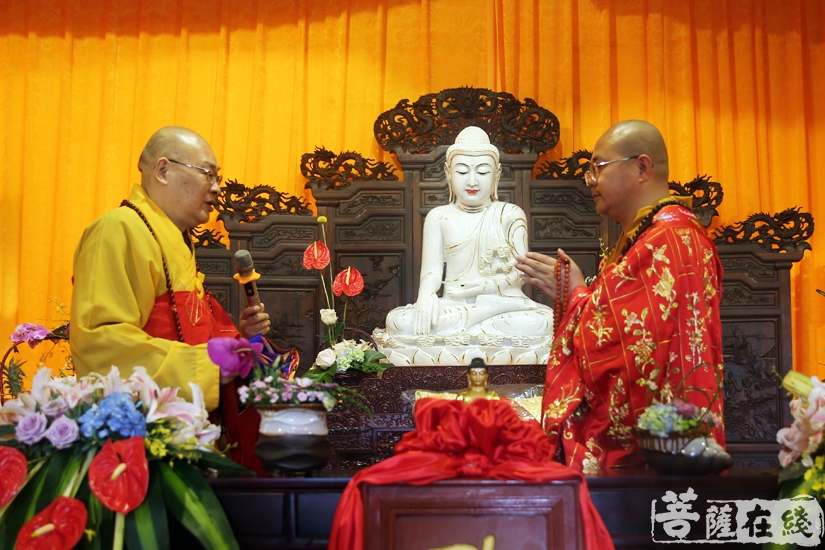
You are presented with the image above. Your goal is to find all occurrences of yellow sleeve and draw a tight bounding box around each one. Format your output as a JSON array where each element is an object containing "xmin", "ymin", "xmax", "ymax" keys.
[{"xmin": 69, "ymin": 210, "xmax": 221, "ymax": 411}]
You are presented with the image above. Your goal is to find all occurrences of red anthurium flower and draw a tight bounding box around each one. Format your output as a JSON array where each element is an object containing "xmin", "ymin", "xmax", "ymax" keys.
[
  {"xmin": 16, "ymin": 496, "xmax": 87, "ymax": 550},
  {"xmin": 302, "ymin": 241, "xmax": 330, "ymax": 270},
  {"xmin": 0, "ymin": 446, "xmax": 27, "ymax": 507},
  {"xmin": 88, "ymin": 437, "xmax": 149, "ymax": 514},
  {"xmin": 332, "ymin": 267, "xmax": 364, "ymax": 297}
]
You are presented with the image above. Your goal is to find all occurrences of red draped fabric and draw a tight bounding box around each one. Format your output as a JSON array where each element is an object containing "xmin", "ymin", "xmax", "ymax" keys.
[{"xmin": 329, "ymin": 398, "xmax": 614, "ymax": 550}]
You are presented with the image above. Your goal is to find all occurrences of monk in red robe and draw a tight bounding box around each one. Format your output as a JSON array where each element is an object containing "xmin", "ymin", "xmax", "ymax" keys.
[
  {"xmin": 70, "ymin": 126, "xmax": 270, "ymax": 472},
  {"xmin": 516, "ymin": 120, "xmax": 724, "ymax": 473}
]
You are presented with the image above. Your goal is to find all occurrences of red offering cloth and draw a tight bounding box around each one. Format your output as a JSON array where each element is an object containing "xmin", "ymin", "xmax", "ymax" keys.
[
  {"xmin": 329, "ymin": 398, "xmax": 615, "ymax": 550},
  {"xmin": 143, "ymin": 290, "xmax": 264, "ymax": 475},
  {"xmin": 542, "ymin": 204, "xmax": 725, "ymax": 473}
]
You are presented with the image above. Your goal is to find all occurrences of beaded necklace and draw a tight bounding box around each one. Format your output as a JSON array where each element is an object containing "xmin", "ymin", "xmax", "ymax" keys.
[
  {"xmin": 553, "ymin": 256, "xmax": 571, "ymax": 335},
  {"xmin": 120, "ymin": 200, "xmax": 214, "ymax": 343},
  {"xmin": 610, "ymin": 199, "xmax": 686, "ymax": 266}
]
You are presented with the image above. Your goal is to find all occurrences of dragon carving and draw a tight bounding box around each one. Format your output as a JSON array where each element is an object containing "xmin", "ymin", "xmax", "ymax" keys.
[
  {"xmin": 216, "ymin": 179, "xmax": 313, "ymax": 223},
  {"xmin": 535, "ymin": 150, "xmax": 592, "ymax": 180},
  {"xmin": 301, "ymin": 147, "xmax": 399, "ymax": 192},
  {"xmin": 373, "ymin": 86, "xmax": 560, "ymax": 154},
  {"xmin": 713, "ymin": 207, "xmax": 815, "ymax": 252}
]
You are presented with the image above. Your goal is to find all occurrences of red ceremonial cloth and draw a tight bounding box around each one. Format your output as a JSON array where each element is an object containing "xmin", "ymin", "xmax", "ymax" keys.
[
  {"xmin": 328, "ymin": 398, "xmax": 615, "ymax": 550},
  {"xmin": 143, "ymin": 290, "xmax": 265, "ymax": 475}
]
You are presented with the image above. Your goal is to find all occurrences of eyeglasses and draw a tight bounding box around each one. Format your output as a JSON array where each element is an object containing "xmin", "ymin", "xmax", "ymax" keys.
[
  {"xmin": 167, "ymin": 158, "xmax": 222, "ymax": 185},
  {"xmin": 584, "ymin": 155, "xmax": 640, "ymax": 184}
]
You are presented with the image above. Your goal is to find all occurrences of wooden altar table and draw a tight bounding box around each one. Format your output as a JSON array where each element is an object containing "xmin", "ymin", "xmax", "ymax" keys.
[{"xmin": 208, "ymin": 468, "xmax": 779, "ymax": 550}]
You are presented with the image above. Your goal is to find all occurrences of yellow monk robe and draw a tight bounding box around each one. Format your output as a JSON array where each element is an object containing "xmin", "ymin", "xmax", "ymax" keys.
[{"xmin": 70, "ymin": 185, "xmax": 232, "ymax": 411}]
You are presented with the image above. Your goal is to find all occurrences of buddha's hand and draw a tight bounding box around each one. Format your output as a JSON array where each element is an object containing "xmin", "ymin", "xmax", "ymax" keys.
[
  {"xmin": 413, "ymin": 293, "xmax": 440, "ymax": 335},
  {"xmin": 444, "ymin": 279, "xmax": 487, "ymax": 298}
]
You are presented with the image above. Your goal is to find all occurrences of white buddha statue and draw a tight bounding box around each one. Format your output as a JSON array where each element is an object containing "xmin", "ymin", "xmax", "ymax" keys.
[{"xmin": 373, "ymin": 126, "xmax": 554, "ymax": 366}]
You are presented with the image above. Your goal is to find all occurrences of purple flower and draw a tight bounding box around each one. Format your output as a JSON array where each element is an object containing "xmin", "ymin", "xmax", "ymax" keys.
[
  {"xmin": 46, "ymin": 415, "xmax": 79, "ymax": 449},
  {"xmin": 673, "ymin": 398, "xmax": 697, "ymax": 418},
  {"xmin": 207, "ymin": 337, "xmax": 263, "ymax": 378},
  {"xmin": 16, "ymin": 412, "xmax": 48, "ymax": 444},
  {"xmin": 10, "ymin": 323, "xmax": 51, "ymax": 349}
]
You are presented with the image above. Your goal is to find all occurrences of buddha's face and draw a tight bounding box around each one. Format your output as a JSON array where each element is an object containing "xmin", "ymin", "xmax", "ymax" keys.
[
  {"xmin": 468, "ymin": 367, "xmax": 488, "ymax": 388},
  {"xmin": 446, "ymin": 154, "xmax": 500, "ymax": 208}
]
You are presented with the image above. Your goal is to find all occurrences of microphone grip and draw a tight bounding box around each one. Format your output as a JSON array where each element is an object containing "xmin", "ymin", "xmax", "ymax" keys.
[{"xmin": 242, "ymin": 280, "xmax": 261, "ymax": 308}]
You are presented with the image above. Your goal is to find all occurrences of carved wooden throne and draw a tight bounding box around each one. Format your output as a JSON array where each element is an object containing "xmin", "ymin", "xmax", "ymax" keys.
[{"xmin": 196, "ymin": 87, "xmax": 814, "ymax": 470}]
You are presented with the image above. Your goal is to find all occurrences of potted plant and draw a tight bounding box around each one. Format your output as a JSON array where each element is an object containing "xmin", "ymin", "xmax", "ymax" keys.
[
  {"xmin": 207, "ymin": 335, "xmax": 371, "ymax": 475},
  {"xmin": 301, "ymin": 216, "xmax": 390, "ymax": 383}
]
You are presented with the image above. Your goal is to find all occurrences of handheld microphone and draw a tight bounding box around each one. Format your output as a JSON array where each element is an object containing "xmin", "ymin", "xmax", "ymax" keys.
[{"xmin": 233, "ymin": 250, "xmax": 262, "ymax": 308}]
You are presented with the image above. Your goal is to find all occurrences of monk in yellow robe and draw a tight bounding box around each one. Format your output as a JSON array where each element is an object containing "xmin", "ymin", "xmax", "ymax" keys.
[{"xmin": 70, "ymin": 126, "xmax": 270, "ymax": 469}]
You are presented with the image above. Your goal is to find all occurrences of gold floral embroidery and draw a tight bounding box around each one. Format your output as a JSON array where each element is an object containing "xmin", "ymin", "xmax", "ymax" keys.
[
  {"xmin": 607, "ymin": 376, "xmax": 632, "ymax": 444},
  {"xmin": 685, "ymin": 292, "xmax": 708, "ymax": 366},
  {"xmin": 544, "ymin": 384, "xmax": 582, "ymax": 421},
  {"xmin": 582, "ymin": 437, "xmax": 604, "ymax": 476},
  {"xmin": 586, "ymin": 285, "xmax": 614, "ymax": 346},
  {"xmin": 701, "ymin": 246, "xmax": 717, "ymax": 301},
  {"xmin": 611, "ymin": 257, "xmax": 637, "ymax": 291},
  {"xmin": 646, "ymin": 243, "xmax": 678, "ymax": 321},
  {"xmin": 676, "ymin": 228, "xmax": 693, "ymax": 255}
]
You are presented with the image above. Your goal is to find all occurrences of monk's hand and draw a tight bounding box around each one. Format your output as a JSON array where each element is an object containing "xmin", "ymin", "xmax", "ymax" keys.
[
  {"xmin": 413, "ymin": 294, "xmax": 438, "ymax": 336},
  {"xmin": 557, "ymin": 249, "xmax": 586, "ymax": 290},
  {"xmin": 239, "ymin": 304, "xmax": 271, "ymax": 339},
  {"xmin": 515, "ymin": 251, "xmax": 558, "ymax": 299}
]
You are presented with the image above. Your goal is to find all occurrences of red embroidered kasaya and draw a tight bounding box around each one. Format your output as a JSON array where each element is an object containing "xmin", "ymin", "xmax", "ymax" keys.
[{"xmin": 542, "ymin": 204, "xmax": 725, "ymax": 473}]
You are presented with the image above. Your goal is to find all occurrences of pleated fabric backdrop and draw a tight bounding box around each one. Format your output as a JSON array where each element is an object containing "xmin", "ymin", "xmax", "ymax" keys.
[{"xmin": 1, "ymin": 0, "xmax": 822, "ymax": 380}]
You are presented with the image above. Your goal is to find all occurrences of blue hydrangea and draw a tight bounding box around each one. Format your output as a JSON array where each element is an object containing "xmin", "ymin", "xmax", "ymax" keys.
[
  {"xmin": 78, "ymin": 392, "xmax": 146, "ymax": 442},
  {"xmin": 637, "ymin": 403, "xmax": 681, "ymax": 438}
]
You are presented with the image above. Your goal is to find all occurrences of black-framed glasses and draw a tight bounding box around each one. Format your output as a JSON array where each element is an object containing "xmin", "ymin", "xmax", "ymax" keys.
[
  {"xmin": 167, "ymin": 158, "xmax": 222, "ymax": 185},
  {"xmin": 584, "ymin": 155, "xmax": 640, "ymax": 184}
]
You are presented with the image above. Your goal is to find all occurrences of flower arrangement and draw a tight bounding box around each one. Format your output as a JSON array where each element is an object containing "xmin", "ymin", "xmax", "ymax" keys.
[
  {"xmin": 775, "ymin": 370, "xmax": 825, "ymax": 500},
  {"xmin": 301, "ymin": 216, "xmax": 390, "ymax": 383},
  {"xmin": 0, "ymin": 365, "xmax": 248, "ymax": 550},
  {"xmin": 207, "ymin": 335, "xmax": 372, "ymax": 416},
  {"xmin": 634, "ymin": 361, "xmax": 722, "ymax": 438},
  {"xmin": 637, "ymin": 397, "xmax": 720, "ymax": 438},
  {"xmin": 2, "ymin": 319, "xmax": 70, "ymax": 402}
]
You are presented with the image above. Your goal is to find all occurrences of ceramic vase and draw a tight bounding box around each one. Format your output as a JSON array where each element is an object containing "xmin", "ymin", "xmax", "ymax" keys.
[
  {"xmin": 633, "ymin": 425, "xmax": 734, "ymax": 475},
  {"xmin": 254, "ymin": 404, "xmax": 333, "ymax": 476}
]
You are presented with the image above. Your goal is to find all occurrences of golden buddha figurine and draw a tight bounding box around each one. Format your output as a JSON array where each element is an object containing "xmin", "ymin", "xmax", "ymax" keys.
[{"xmin": 456, "ymin": 358, "xmax": 500, "ymax": 404}]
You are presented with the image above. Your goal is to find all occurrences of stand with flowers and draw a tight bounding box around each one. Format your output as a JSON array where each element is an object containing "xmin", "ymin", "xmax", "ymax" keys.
[
  {"xmin": 0, "ymin": 365, "xmax": 249, "ymax": 550},
  {"xmin": 207, "ymin": 334, "xmax": 372, "ymax": 475},
  {"xmin": 632, "ymin": 363, "xmax": 732, "ymax": 475},
  {"xmin": 301, "ymin": 216, "xmax": 390, "ymax": 383}
]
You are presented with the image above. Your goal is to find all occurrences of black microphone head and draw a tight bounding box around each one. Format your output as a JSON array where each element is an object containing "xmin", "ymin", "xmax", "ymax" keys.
[{"xmin": 234, "ymin": 249, "xmax": 255, "ymax": 277}]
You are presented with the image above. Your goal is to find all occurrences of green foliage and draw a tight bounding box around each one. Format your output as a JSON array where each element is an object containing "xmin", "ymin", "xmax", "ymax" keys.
[{"xmin": 2, "ymin": 357, "xmax": 27, "ymax": 397}]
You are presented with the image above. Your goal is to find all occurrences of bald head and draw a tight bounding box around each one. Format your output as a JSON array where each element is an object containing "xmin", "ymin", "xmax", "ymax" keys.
[
  {"xmin": 597, "ymin": 120, "xmax": 669, "ymax": 182},
  {"xmin": 137, "ymin": 126, "xmax": 221, "ymax": 232},
  {"xmin": 588, "ymin": 120, "xmax": 672, "ymax": 228},
  {"xmin": 138, "ymin": 126, "xmax": 210, "ymax": 177}
]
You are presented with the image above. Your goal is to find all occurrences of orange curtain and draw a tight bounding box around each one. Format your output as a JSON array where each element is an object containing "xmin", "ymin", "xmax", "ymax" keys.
[{"xmin": 1, "ymin": 0, "xmax": 823, "ymax": 381}]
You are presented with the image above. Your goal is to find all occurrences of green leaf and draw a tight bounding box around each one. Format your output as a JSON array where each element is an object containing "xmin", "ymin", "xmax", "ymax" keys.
[
  {"xmin": 778, "ymin": 462, "xmax": 809, "ymax": 484},
  {"xmin": 76, "ymin": 479, "xmax": 115, "ymax": 550},
  {"xmin": 125, "ymin": 462, "xmax": 169, "ymax": 550},
  {"xmin": 0, "ymin": 425, "xmax": 14, "ymax": 436},
  {"xmin": 158, "ymin": 462, "xmax": 239, "ymax": 550},
  {"xmin": 193, "ymin": 451, "xmax": 256, "ymax": 475},
  {"xmin": 362, "ymin": 350, "xmax": 387, "ymax": 363}
]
